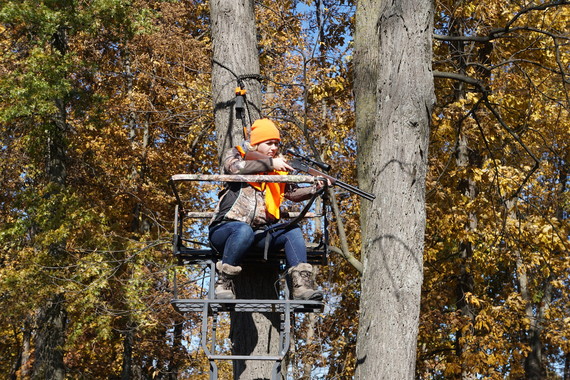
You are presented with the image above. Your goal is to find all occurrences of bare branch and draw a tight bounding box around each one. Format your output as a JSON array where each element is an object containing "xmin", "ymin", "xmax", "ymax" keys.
[
  {"xmin": 435, "ymin": 26, "xmax": 570, "ymax": 43},
  {"xmin": 285, "ymin": 114, "xmax": 364, "ymax": 274},
  {"xmin": 504, "ymin": 1, "xmax": 570, "ymax": 31},
  {"xmin": 482, "ymin": 99, "xmax": 540, "ymax": 200},
  {"xmin": 506, "ymin": 26, "xmax": 570, "ymax": 41},
  {"xmin": 434, "ymin": 2, "xmax": 570, "ymax": 43},
  {"xmin": 552, "ymin": 37, "xmax": 570, "ymax": 107},
  {"xmin": 427, "ymin": 98, "xmax": 485, "ymax": 200},
  {"xmin": 472, "ymin": 112, "xmax": 504, "ymax": 201},
  {"xmin": 466, "ymin": 59, "xmax": 567, "ymax": 77},
  {"xmin": 512, "ymin": 61, "xmax": 569, "ymax": 108},
  {"xmin": 433, "ymin": 69, "xmax": 543, "ymax": 201},
  {"xmin": 327, "ymin": 245, "xmax": 363, "ymax": 274},
  {"xmin": 434, "ymin": 34, "xmax": 492, "ymax": 43},
  {"xmin": 433, "ymin": 70, "xmax": 487, "ymax": 93}
]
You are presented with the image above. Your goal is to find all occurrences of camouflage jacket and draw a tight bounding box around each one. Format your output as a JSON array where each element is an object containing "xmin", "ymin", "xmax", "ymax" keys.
[{"xmin": 210, "ymin": 147, "xmax": 317, "ymax": 228}]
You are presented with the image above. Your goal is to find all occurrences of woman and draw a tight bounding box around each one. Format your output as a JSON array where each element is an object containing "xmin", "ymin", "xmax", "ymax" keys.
[{"xmin": 208, "ymin": 118, "xmax": 323, "ymax": 300}]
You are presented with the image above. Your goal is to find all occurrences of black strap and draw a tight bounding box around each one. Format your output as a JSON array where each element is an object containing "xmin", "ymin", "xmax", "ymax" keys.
[{"xmin": 259, "ymin": 188, "xmax": 324, "ymax": 261}]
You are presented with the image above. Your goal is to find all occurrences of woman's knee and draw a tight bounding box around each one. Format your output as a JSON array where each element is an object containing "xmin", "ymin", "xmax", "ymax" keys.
[
  {"xmin": 231, "ymin": 223, "xmax": 255, "ymax": 245},
  {"xmin": 285, "ymin": 225, "xmax": 304, "ymax": 240}
]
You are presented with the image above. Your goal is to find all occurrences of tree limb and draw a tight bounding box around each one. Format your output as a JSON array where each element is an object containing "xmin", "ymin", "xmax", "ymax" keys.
[
  {"xmin": 433, "ymin": 72, "xmax": 542, "ymax": 201},
  {"xmin": 433, "ymin": 70, "xmax": 487, "ymax": 93},
  {"xmin": 466, "ymin": 58, "xmax": 568, "ymax": 77},
  {"xmin": 434, "ymin": 2, "xmax": 570, "ymax": 43},
  {"xmin": 327, "ymin": 245, "xmax": 363, "ymax": 274},
  {"xmin": 482, "ymin": 98, "xmax": 540, "ymax": 200},
  {"xmin": 504, "ymin": 1, "xmax": 570, "ymax": 31}
]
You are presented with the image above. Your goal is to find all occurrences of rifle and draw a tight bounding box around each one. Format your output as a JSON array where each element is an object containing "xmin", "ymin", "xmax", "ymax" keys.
[{"xmin": 243, "ymin": 149, "xmax": 376, "ymax": 202}]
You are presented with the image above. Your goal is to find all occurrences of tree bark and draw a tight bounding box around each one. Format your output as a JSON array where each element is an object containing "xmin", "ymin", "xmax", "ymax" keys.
[
  {"xmin": 455, "ymin": 133, "xmax": 478, "ymax": 380},
  {"xmin": 210, "ymin": 1, "xmax": 279, "ymax": 379},
  {"xmin": 354, "ymin": 0, "xmax": 435, "ymax": 378},
  {"xmin": 167, "ymin": 321, "xmax": 184, "ymax": 380},
  {"xmin": 230, "ymin": 265, "xmax": 281, "ymax": 379},
  {"xmin": 10, "ymin": 318, "xmax": 32, "ymax": 379},
  {"xmin": 451, "ymin": 21, "xmax": 478, "ymax": 373},
  {"xmin": 564, "ymin": 354, "xmax": 570, "ymax": 380},
  {"xmin": 31, "ymin": 294, "xmax": 66, "ymax": 380},
  {"xmin": 32, "ymin": 26, "xmax": 69, "ymax": 376},
  {"xmin": 353, "ymin": 0, "xmax": 382, "ymax": 208},
  {"xmin": 211, "ymin": 0, "xmax": 262, "ymax": 161},
  {"xmin": 512, "ymin": 204, "xmax": 542, "ymax": 380}
]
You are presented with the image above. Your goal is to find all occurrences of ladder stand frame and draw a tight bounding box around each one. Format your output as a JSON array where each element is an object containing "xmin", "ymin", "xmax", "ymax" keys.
[{"xmin": 169, "ymin": 174, "xmax": 329, "ymax": 380}]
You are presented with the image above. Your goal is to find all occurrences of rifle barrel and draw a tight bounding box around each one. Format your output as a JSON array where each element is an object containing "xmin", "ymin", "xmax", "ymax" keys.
[
  {"xmin": 334, "ymin": 179, "xmax": 376, "ymax": 201},
  {"xmin": 290, "ymin": 159, "xmax": 375, "ymax": 201}
]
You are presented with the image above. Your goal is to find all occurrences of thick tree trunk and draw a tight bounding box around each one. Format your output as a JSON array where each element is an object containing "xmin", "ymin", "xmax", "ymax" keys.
[
  {"xmin": 353, "ymin": 0, "xmax": 381, "ymax": 207},
  {"xmin": 211, "ymin": 0, "xmax": 262, "ymax": 161},
  {"xmin": 230, "ymin": 265, "xmax": 281, "ymax": 379},
  {"xmin": 210, "ymin": 1, "xmax": 279, "ymax": 379},
  {"xmin": 354, "ymin": 0, "xmax": 435, "ymax": 378}
]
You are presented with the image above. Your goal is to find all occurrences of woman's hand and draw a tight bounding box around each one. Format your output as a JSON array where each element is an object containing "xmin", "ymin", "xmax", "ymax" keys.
[
  {"xmin": 315, "ymin": 178, "xmax": 332, "ymax": 191},
  {"xmin": 272, "ymin": 157, "xmax": 294, "ymax": 172}
]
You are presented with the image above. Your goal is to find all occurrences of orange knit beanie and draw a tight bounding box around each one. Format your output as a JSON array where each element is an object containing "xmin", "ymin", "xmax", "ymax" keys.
[{"xmin": 249, "ymin": 118, "xmax": 281, "ymax": 145}]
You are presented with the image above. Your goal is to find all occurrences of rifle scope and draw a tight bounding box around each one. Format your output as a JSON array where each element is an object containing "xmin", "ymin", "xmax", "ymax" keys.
[{"xmin": 285, "ymin": 149, "xmax": 331, "ymax": 172}]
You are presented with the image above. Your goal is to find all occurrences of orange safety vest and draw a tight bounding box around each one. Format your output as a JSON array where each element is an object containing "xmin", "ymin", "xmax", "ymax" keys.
[{"xmin": 236, "ymin": 145, "xmax": 287, "ymax": 219}]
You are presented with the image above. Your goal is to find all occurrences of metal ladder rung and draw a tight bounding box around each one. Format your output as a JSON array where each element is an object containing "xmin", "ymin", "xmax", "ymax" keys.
[
  {"xmin": 208, "ymin": 355, "xmax": 283, "ymax": 361},
  {"xmin": 171, "ymin": 298, "xmax": 324, "ymax": 314},
  {"xmin": 171, "ymin": 259, "xmax": 324, "ymax": 380}
]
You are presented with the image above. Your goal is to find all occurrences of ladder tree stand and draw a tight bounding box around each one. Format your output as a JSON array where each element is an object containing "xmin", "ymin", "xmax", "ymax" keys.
[{"xmin": 169, "ymin": 173, "xmax": 329, "ymax": 379}]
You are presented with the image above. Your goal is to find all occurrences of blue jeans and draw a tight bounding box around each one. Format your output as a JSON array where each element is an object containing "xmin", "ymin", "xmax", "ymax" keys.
[{"xmin": 209, "ymin": 221, "xmax": 308, "ymax": 267}]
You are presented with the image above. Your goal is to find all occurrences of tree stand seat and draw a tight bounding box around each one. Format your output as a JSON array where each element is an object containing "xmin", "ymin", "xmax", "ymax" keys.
[
  {"xmin": 171, "ymin": 241, "xmax": 326, "ymax": 313},
  {"xmin": 173, "ymin": 234, "xmax": 328, "ymax": 266}
]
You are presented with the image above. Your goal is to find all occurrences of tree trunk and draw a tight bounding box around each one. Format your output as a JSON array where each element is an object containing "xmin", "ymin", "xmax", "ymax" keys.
[
  {"xmin": 353, "ymin": 0, "xmax": 381, "ymax": 207},
  {"xmin": 230, "ymin": 265, "xmax": 281, "ymax": 379},
  {"xmin": 210, "ymin": 1, "xmax": 279, "ymax": 379},
  {"xmin": 32, "ymin": 30, "xmax": 69, "ymax": 375},
  {"xmin": 520, "ymin": 154, "xmax": 566, "ymax": 379},
  {"xmin": 11, "ymin": 318, "xmax": 32, "ymax": 379},
  {"xmin": 564, "ymin": 354, "xmax": 570, "ymax": 380},
  {"xmin": 559, "ymin": 166, "xmax": 569, "ymax": 380},
  {"xmin": 354, "ymin": 0, "xmax": 435, "ymax": 378},
  {"xmin": 31, "ymin": 294, "xmax": 66, "ymax": 380},
  {"xmin": 120, "ymin": 323, "xmax": 135, "ymax": 380},
  {"xmin": 509, "ymin": 195, "xmax": 551, "ymax": 380},
  {"xmin": 211, "ymin": 0, "xmax": 262, "ymax": 161},
  {"xmin": 167, "ymin": 321, "xmax": 184, "ymax": 380},
  {"xmin": 455, "ymin": 133, "xmax": 478, "ymax": 380},
  {"xmin": 301, "ymin": 310, "xmax": 317, "ymax": 378}
]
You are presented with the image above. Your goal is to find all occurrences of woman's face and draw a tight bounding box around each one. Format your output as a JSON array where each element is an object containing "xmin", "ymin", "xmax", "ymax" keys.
[{"xmin": 256, "ymin": 139, "xmax": 280, "ymax": 157}]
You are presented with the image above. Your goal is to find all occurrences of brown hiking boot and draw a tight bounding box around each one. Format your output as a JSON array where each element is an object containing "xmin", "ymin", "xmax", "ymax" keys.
[
  {"xmin": 215, "ymin": 262, "xmax": 242, "ymax": 299},
  {"xmin": 288, "ymin": 263, "xmax": 323, "ymax": 301}
]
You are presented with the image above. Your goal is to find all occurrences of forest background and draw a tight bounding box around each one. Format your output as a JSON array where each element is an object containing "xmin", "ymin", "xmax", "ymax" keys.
[{"xmin": 0, "ymin": 0, "xmax": 568, "ymax": 379}]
